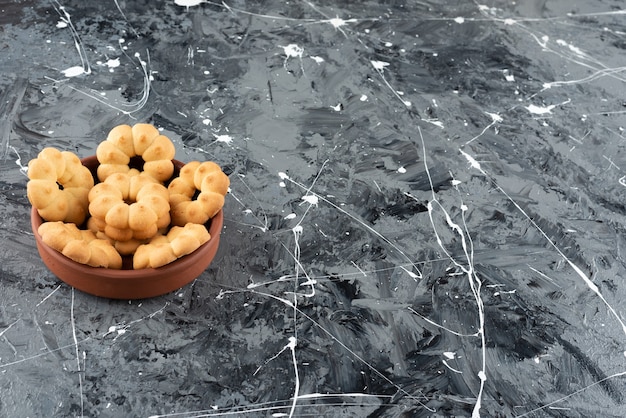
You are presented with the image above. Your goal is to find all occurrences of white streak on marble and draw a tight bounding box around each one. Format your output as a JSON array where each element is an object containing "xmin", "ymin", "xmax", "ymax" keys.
[
  {"xmin": 46, "ymin": 49, "xmax": 152, "ymax": 115},
  {"xmin": 70, "ymin": 288, "xmax": 84, "ymax": 417},
  {"xmin": 351, "ymin": 261, "xmax": 367, "ymax": 277},
  {"xmin": 421, "ymin": 127, "xmax": 487, "ymax": 417},
  {"xmin": 289, "ymin": 177, "xmax": 425, "ymax": 280},
  {"xmin": 35, "ymin": 284, "xmax": 62, "ymax": 307},
  {"xmin": 543, "ymin": 66, "xmax": 626, "ymax": 89},
  {"xmin": 464, "ymin": 112, "xmax": 502, "ymax": 145},
  {"xmin": 237, "ymin": 288, "xmax": 437, "ymax": 412},
  {"xmin": 516, "ymin": 370, "xmax": 626, "ymax": 417},
  {"xmin": 461, "ymin": 147, "xmax": 626, "ymax": 337},
  {"xmin": 443, "ymin": 359, "xmax": 463, "ymax": 373},
  {"xmin": 0, "ymin": 319, "xmax": 19, "ymax": 338},
  {"xmin": 10, "ymin": 145, "xmax": 28, "ymax": 175},
  {"xmin": 51, "ymin": 1, "xmax": 91, "ymax": 76},
  {"xmin": 227, "ymin": 178, "xmax": 269, "ymax": 232}
]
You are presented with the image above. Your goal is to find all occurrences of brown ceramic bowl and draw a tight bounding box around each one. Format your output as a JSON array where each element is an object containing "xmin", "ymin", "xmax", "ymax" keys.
[{"xmin": 31, "ymin": 156, "xmax": 223, "ymax": 300}]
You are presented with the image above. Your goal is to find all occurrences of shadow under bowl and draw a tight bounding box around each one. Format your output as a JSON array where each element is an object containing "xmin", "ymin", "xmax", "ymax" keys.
[{"xmin": 31, "ymin": 156, "xmax": 223, "ymax": 300}]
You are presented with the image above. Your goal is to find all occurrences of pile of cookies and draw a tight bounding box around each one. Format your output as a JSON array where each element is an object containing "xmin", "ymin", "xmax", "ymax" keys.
[{"xmin": 27, "ymin": 123, "xmax": 229, "ymax": 269}]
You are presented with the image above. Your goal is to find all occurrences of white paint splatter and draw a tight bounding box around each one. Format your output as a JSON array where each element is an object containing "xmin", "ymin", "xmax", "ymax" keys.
[
  {"xmin": 278, "ymin": 172, "xmax": 289, "ymax": 188},
  {"xmin": 460, "ymin": 149, "xmax": 483, "ymax": 171},
  {"xmin": 370, "ymin": 60, "xmax": 411, "ymax": 106},
  {"xmin": 486, "ymin": 112, "xmax": 503, "ymax": 123},
  {"xmin": 62, "ymin": 66, "xmax": 86, "ymax": 77},
  {"xmin": 503, "ymin": 70, "xmax": 515, "ymax": 81},
  {"xmin": 397, "ymin": 166, "xmax": 407, "ymax": 173},
  {"xmin": 526, "ymin": 104, "xmax": 556, "ymax": 115},
  {"xmin": 105, "ymin": 58, "xmax": 120, "ymax": 68},
  {"xmin": 301, "ymin": 195, "xmax": 319, "ymax": 206},
  {"xmin": 328, "ymin": 17, "xmax": 356, "ymax": 28},
  {"xmin": 330, "ymin": 103, "xmax": 342, "ymax": 112},
  {"xmin": 424, "ymin": 118, "xmax": 444, "ymax": 128},
  {"xmin": 556, "ymin": 39, "xmax": 586, "ymax": 56},
  {"xmin": 454, "ymin": 17, "xmax": 465, "ymax": 24},
  {"xmin": 283, "ymin": 44, "xmax": 304, "ymax": 59},
  {"xmin": 214, "ymin": 133, "xmax": 233, "ymax": 144},
  {"xmin": 174, "ymin": 0, "xmax": 204, "ymax": 7},
  {"xmin": 371, "ymin": 60, "xmax": 389, "ymax": 71}
]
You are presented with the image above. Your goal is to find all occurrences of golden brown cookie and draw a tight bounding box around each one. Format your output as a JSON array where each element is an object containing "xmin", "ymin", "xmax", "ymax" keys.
[
  {"xmin": 168, "ymin": 161, "xmax": 229, "ymax": 226},
  {"xmin": 27, "ymin": 148, "xmax": 94, "ymax": 225},
  {"xmin": 96, "ymin": 123, "xmax": 176, "ymax": 182}
]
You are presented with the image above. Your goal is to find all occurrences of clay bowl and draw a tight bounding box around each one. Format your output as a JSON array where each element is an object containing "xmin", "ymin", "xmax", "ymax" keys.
[{"xmin": 31, "ymin": 156, "xmax": 223, "ymax": 300}]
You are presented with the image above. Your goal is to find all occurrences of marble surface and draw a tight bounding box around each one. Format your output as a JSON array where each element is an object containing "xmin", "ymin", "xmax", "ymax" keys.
[{"xmin": 2, "ymin": 0, "xmax": 626, "ymax": 416}]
